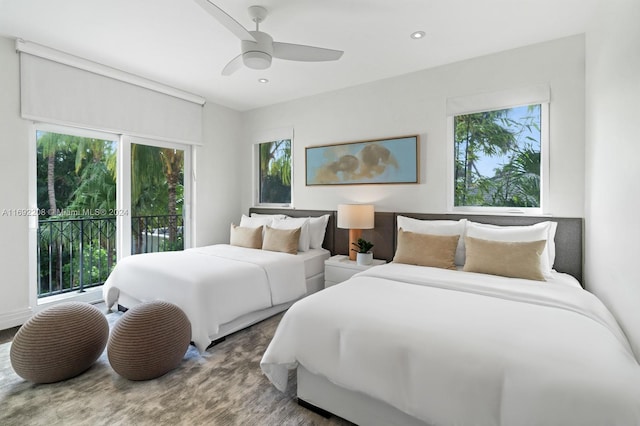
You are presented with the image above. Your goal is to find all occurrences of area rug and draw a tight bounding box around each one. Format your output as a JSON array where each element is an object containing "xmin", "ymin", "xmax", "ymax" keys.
[{"xmin": 0, "ymin": 311, "xmax": 351, "ymax": 426}]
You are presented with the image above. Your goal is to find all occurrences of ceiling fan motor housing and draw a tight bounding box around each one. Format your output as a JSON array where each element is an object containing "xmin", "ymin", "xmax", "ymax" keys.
[{"xmin": 242, "ymin": 31, "xmax": 273, "ymax": 69}]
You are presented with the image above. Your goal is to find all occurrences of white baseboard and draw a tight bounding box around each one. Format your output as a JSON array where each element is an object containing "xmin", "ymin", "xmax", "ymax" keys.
[
  {"xmin": 35, "ymin": 286, "xmax": 103, "ymax": 311},
  {"xmin": 0, "ymin": 307, "xmax": 33, "ymax": 330},
  {"xmin": 1, "ymin": 287, "xmax": 104, "ymax": 331}
]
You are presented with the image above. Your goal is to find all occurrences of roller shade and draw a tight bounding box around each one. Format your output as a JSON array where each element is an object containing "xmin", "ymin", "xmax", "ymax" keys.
[
  {"xmin": 17, "ymin": 40, "xmax": 204, "ymax": 144},
  {"xmin": 446, "ymin": 84, "xmax": 550, "ymax": 116}
]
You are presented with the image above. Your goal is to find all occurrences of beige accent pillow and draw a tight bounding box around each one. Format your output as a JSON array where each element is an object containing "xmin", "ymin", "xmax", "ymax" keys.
[
  {"xmin": 271, "ymin": 217, "xmax": 310, "ymax": 252},
  {"xmin": 229, "ymin": 224, "xmax": 262, "ymax": 249},
  {"xmin": 262, "ymin": 225, "xmax": 301, "ymax": 255},
  {"xmin": 397, "ymin": 216, "xmax": 467, "ymax": 266},
  {"xmin": 463, "ymin": 236, "xmax": 546, "ymax": 281},
  {"xmin": 393, "ymin": 228, "xmax": 459, "ymax": 270}
]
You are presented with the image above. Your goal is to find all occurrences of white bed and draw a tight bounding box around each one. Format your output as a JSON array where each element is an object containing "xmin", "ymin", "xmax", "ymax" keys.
[
  {"xmin": 261, "ymin": 263, "xmax": 640, "ymax": 425},
  {"xmin": 261, "ymin": 212, "xmax": 640, "ymax": 425},
  {"xmin": 103, "ymin": 244, "xmax": 330, "ymax": 352}
]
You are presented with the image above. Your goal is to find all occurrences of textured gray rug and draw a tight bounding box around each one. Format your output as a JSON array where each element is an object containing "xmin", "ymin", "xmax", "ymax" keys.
[{"xmin": 0, "ymin": 312, "xmax": 352, "ymax": 426}]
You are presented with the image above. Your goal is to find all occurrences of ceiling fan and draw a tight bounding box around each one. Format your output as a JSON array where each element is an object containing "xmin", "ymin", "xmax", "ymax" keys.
[{"xmin": 193, "ymin": 0, "xmax": 344, "ymax": 75}]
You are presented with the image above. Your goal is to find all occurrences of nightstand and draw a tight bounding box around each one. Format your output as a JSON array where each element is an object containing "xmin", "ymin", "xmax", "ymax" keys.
[{"xmin": 324, "ymin": 255, "xmax": 386, "ymax": 288}]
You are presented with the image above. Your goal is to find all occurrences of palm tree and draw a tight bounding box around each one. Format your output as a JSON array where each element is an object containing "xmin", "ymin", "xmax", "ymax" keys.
[
  {"xmin": 454, "ymin": 105, "xmax": 541, "ymax": 207},
  {"xmin": 454, "ymin": 110, "xmax": 516, "ymax": 206},
  {"xmin": 130, "ymin": 144, "xmax": 164, "ymax": 253},
  {"xmin": 159, "ymin": 148, "xmax": 184, "ymax": 245},
  {"xmin": 259, "ymin": 140, "xmax": 291, "ymax": 203},
  {"xmin": 67, "ymin": 138, "xmax": 117, "ymax": 213},
  {"xmin": 37, "ymin": 132, "xmax": 68, "ymax": 214},
  {"xmin": 130, "ymin": 144, "xmax": 184, "ymax": 252},
  {"xmin": 491, "ymin": 146, "xmax": 541, "ymax": 207}
]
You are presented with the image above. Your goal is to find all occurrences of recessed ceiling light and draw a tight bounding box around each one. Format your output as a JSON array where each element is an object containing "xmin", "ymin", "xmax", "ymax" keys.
[
  {"xmin": 411, "ymin": 31, "xmax": 426, "ymax": 40},
  {"xmin": 258, "ymin": 78, "xmax": 269, "ymax": 83}
]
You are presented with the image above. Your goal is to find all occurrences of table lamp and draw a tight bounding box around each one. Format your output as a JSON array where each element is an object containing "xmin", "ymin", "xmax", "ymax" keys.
[{"xmin": 337, "ymin": 204, "xmax": 375, "ymax": 261}]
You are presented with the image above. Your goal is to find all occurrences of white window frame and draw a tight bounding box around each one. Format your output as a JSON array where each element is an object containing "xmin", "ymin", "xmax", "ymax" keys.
[
  {"xmin": 253, "ymin": 128, "xmax": 294, "ymax": 208},
  {"xmin": 446, "ymin": 87, "xmax": 550, "ymax": 215},
  {"xmin": 29, "ymin": 123, "xmax": 121, "ymax": 309},
  {"xmin": 120, "ymin": 136, "xmax": 194, "ymax": 260}
]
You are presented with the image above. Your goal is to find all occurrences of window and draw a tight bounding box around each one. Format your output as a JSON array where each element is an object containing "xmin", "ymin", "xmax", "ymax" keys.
[
  {"xmin": 256, "ymin": 139, "xmax": 292, "ymax": 206},
  {"xmin": 447, "ymin": 86, "xmax": 550, "ymax": 214},
  {"xmin": 453, "ymin": 104, "xmax": 543, "ymax": 209}
]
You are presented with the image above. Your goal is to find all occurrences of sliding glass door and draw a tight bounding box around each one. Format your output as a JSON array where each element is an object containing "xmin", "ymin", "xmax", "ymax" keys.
[
  {"xmin": 34, "ymin": 126, "xmax": 118, "ymax": 299},
  {"xmin": 130, "ymin": 140, "xmax": 188, "ymax": 255},
  {"xmin": 32, "ymin": 127, "xmax": 192, "ymax": 304}
]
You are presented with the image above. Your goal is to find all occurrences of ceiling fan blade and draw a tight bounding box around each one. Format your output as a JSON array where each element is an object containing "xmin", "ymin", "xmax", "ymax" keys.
[
  {"xmin": 273, "ymin": 42, "xmax": 344, "ymax": 62},
  {"xmin": 193, "ymin": 0, "xmax": 256, "ymax": 41},
  {"xmin": 222, "ymin": 54, "xmax": 244, "ymax": 76}
]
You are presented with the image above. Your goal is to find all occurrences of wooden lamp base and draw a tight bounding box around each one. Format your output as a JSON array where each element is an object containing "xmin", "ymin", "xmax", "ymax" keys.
[{"xmin": 348, "ymin": 229, "xmax": 362, "ymax": 261}]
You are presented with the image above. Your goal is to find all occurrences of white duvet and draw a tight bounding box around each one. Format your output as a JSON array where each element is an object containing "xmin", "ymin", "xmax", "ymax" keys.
[
  {"xmin": 103, "ymin": 244, "xmax": 306, "ymax": 352},
  {"xmin": 261, "ymin": 263, "xmax": 640, "ymax": 426}
]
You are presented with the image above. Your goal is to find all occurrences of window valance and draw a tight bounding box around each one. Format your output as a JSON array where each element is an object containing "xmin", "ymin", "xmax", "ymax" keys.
[
  {"xmin": 446, "ymin": 84, "xmax": 550, "ymax": 116},
  {"xmin": 17, "ymin": 39, "xmax": 205, "ymax": 144}
]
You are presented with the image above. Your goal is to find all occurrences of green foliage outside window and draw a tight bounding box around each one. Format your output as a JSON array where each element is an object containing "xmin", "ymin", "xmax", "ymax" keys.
[
  {"xmin": 454, "ymin": 105, "xmax": 541, "ymax": 208},
  {"xmin": 259, "ymin": 139, "xmax": 292, "ymax": 204},
  {"xmin": 36, "ymin": 130, "xmax": 186, "ymax": 296}
]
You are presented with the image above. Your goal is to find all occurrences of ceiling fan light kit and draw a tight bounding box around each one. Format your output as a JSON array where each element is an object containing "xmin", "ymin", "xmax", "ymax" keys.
[
  {"xmin": 243, "ymin": 51, "xmax": 271, "ymax": 69},
  {"xmin": 242, "ymin": 31, "xmax": 273, "ymax": 70},
  {"xmin": 194, "ymin": 0, "xmax": 343, "ymax": 75}
]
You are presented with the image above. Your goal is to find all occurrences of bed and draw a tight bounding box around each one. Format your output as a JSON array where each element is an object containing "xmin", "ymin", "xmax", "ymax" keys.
[
  {"xmin": 260, "ymin": 214, "xmax": 640, "ymax": 426},
  {"xmin": 103, "ymin": 209, "xmax": 334, "ymax": 352}
]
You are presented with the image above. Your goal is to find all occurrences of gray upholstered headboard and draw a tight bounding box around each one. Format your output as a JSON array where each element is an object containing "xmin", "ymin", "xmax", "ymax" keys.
[
  {"xmin": 247, "ymin": 208, "xmax": 583, "ymax": 284},
  {"xmin": 393, "ymin": 213, "xmax": 584, "ymax": 283},
  {"xmin": 248, "ymin": 208, "xmax": 336, "ymax": 255}
]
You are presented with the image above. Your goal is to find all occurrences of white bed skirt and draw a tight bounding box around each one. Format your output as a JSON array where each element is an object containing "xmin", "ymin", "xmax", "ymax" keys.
[
  {"xmin": 297, "ymin": 365, "xmax": 427, "ymax": 426},
  {"xmin": 116, "ymin": 272, "xmax": 325, "ymax": 347}
]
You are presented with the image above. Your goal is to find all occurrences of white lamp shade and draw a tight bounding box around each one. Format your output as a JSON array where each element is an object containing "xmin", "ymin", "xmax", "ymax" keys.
[{"xmin": 337, "ymin": 204, "xmax": 375, "ymax": 229}]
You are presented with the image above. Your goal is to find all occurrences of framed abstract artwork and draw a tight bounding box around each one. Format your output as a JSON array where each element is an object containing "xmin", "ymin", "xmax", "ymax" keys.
[{"xmin": 305, "ymin": 135, "xmax": 419, "ymax": 185}]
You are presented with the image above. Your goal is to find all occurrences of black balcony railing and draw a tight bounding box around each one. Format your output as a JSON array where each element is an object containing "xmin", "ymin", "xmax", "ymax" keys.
[
  {"xmin": 131, "ymin": 214, "xmax": 184, "ymax": 255},
  {"xmin": 37, "ymin": 214, "xmax": 183, "ymax": 298}
]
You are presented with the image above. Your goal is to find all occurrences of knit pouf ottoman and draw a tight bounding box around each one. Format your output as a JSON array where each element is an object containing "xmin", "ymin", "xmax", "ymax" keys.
[
  {"xmin": 10, "ymin": 302, "xmax": 109, "ymax": 384},
  {"xmin": 107, "ymin": 301, "xmax": 191, "ymax": 381}
]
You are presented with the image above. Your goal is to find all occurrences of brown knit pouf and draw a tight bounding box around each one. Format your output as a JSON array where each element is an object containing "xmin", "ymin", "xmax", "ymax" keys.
[
  {"xmin": 107, "ymin": 301, "xmax": 191, "ymax": 381},
  {"xmin": 10, "ymin": 302, "xmax": 109, "ymax": 384}
]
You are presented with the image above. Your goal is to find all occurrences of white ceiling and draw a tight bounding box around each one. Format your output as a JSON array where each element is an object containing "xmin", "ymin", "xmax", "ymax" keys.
[{"xmin": 0, "ymin": 0, "xmax": 599, "ymax": 111}]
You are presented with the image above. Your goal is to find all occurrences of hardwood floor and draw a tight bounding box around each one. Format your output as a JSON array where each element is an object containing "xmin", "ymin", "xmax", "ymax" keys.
[{"xmin": 0, "ymin": 326, "xmax": 19, "ymax": 345}]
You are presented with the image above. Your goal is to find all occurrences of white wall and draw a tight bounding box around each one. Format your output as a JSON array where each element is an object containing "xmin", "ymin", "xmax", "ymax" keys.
[
  {"xmin": 0, "ymin": 35, "xmax": 243, "ymax": 329},
  {"xmin": 240, "ymin": 35, "xmax": 586, "ymax": 217},
  {"xmin": 0, "ymin": 36, "xmax": 32, "ymax": 329},
  {"xmin": 195, "ymin": 102, "xmax": 243, "ymax": 246},
  {"xmin": 585, "ymin": 0, "xmax": 640, "ymax": 360}
]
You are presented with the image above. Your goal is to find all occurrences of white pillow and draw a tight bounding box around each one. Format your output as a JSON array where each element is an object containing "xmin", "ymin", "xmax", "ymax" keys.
[
  {"xmin": 251, "ymin": 213, "xmax": 289, "ymax": 220},
  {"xmin": 307, "ymin": 215, "xmax": 330, "ymax": 249},
  {"xmin": 271, "ymin": 217, "xmax": 311, "ymax": 252},
  {"xmin": 465, "ymin": 221, "xmax": 557, "ymax": 277},
  {"xmin": 396, "ymin": 216, "xmax": 467, "ymax": 266},
  {"xmin": 239, "ymin": 214, "xmax": 273, "ymax": 229}
]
